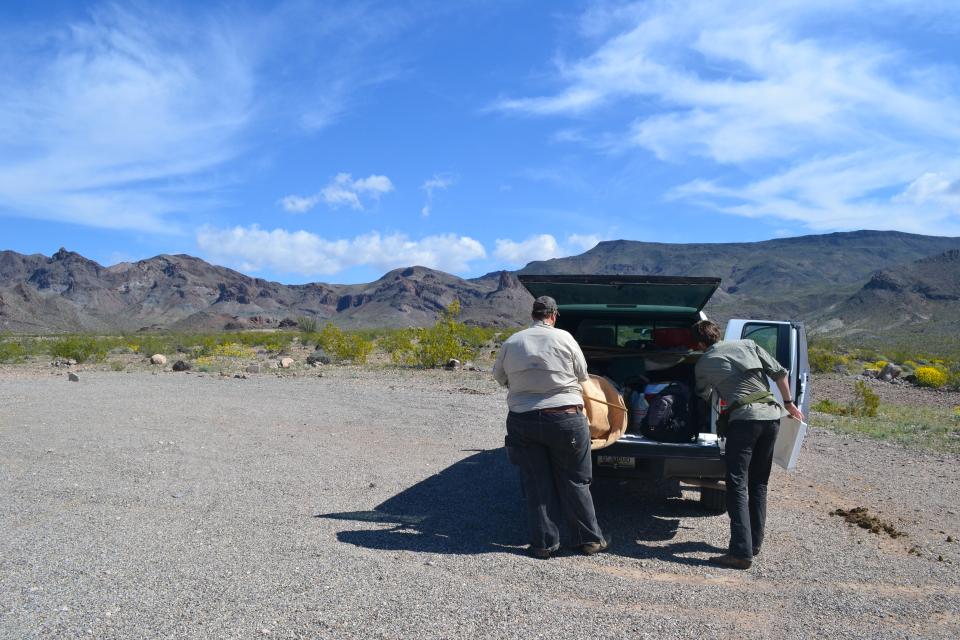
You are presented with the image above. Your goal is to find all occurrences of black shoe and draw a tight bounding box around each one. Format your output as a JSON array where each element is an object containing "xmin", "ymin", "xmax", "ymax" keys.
[
  {"xmin": 752, "ymin": 546, "xmax": 761, "ymax": 557},
  {"xmin": 528, "ymin": 546, "xmax": 553, "ymax": 559},
  {"xmin": 581, "ymin": 538, "xmax": 609, "ymax": 556},
  {"xmin": 708, "ymin": 554, "xmax": 752, "ymax": 570}
]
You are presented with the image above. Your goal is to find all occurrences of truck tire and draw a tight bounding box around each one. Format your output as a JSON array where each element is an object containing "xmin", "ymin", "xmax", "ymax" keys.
[{"xmin": 700, "ymin": 487, "xmax": 726, "ymax": 513}]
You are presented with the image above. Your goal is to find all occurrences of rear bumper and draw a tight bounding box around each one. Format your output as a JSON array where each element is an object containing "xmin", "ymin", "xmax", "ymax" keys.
[{"xmin": 592, "ymin": 434, "xmax": 726, "ymax": 481}]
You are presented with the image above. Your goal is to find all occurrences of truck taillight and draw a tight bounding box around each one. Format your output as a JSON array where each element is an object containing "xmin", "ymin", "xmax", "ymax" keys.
[{"xmin": 718, "ymin": 399, "xmax": 727, "ymax": 411}]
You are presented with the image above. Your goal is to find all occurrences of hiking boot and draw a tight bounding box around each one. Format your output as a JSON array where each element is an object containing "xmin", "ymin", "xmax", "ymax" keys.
[
  {"xmin": 708, "ymin": 554, "xmax": 752, "ymax": 570},
  {"xmin": 581, "ymin": 539, "xmax": 609, "ymax": 556},
  {"xmin": 528, "ymin": 546, "xmax": 553, "ymax": 560}
]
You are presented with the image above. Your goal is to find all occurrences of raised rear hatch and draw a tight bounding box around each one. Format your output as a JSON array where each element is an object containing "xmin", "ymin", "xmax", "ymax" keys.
[{"xmin": 517, "ymin": 274, "xmax": 721, "ymax": 315}]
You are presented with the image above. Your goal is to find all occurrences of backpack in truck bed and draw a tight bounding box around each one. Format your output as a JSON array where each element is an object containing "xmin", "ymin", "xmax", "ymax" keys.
[{"xmin": 640, "ymin": 381, "xmax": 696, "ymax": 443}]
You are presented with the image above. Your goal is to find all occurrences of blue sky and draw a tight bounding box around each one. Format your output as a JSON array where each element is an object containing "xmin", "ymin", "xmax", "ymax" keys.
[{"xmin": 2, "ymin": 1, "xmax": 960, "ymax": 284}]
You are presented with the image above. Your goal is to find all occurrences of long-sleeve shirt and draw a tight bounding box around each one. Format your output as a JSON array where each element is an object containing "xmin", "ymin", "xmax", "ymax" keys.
[
  {"xmin": 493, "ymin": 321, "xmax": 589, "ymax": 413},
  {"xmin": 694, "ymin": 339, "xmax": 788, "ymax": 422}
]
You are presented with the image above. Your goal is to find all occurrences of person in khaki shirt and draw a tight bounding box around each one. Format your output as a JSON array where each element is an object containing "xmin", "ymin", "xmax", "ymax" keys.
[
  {"xmin": 493, "ymin": 296, "xmax": 607, "ymax": 559},
  {"xmin": 693, "ymin": 320, "xmax": 804, "ymax": 570}
]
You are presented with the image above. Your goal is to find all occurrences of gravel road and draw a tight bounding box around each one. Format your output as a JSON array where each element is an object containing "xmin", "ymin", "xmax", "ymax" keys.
[{"xmin": 1, "ymin": 367, "xmax": 958, "ymax": 639}]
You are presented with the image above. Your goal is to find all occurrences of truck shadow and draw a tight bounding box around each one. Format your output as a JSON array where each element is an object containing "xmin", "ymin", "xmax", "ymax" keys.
[{"xmin": 318, "ymin": 448, "xmax": 723, "ymax": 563}]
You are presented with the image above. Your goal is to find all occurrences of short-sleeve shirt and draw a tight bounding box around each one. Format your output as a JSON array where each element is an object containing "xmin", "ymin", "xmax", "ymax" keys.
[
  {"xmin": 492, "ymin": 321, "xmax": 589, "ymax": 413},
  {"xmin": 694, "ymin": 339, "xmax": 788, "ymax": 422}
]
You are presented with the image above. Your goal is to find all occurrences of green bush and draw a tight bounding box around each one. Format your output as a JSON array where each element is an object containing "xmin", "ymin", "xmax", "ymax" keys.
[
  {"xmin": 297, "ymin": 316, "xmax": 318, "ymax": 334},
  {"xmin": 812, "ymin": 398, "xmax": 849, "ymax": 416},
  {"xmin": 412, "ymin": 300, "xmax": 483, "ymax": 367},
  {"xmin": 313, "ymin": 323, "xmax": 373, "ymax": 364},
  {"xmin": 812, "ymin": 380, "xmax": 879, "ymax": 418},
  {"xmin": 0, "ymin": 339, "xmax": 27, "ymax": 363},
  {"xmin": 809, "ymin": 346, "xmax": 847, "ymax": 373},
  {"xmin": 915, "ymin": 366, "xmax": 948, "ymax": 388},
  {"xmin": 379, "ymin": 328, "xmax": 418, "ymax": 365},
  {"xmin": 48, "ymin": 336, "xmax": 109, "ymax": 363},
  {"xmin": 852, "ymin": 380, "xmax": 880, "ymax": 417}
]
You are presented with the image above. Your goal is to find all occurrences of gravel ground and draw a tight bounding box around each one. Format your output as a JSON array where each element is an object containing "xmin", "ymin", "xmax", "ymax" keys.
[{"xmin": 1, "ymin": 366, "xmax": 958, "ymax": 639}]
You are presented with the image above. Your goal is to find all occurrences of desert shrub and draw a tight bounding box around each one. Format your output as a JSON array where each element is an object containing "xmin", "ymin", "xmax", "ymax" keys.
[
  {"xmin": 812, "ymin": 398, "xmax": 849, "ymax": 416},
  {"xmin": 812, "ymin": 381, "xmax": 878, "ymax": 418},
  {"xmin": 48, "ymin": 336, "xmax": 109, "ymax": 363},
  {"xmin": 335, "ymin": 333, "xmax": 374, "ymax": 363},
  {"xmin": 412, "ymin": 300, "xmax": 482, "ymax": 367},
  {"xmin": 214, "ymin": 342, "xmax": 253, "ymax": 358},
  {"xmin": 0, "ymin": 338, "xmax": 27, "ymax": 363},
  {"xmin": 852, "ymin": 380, "xmax": 880, "ymax": 417},
  {"xmin": 313, "ymin": 323, "xmax": 373, "ymax": 363},
  {"xmin": 379, "ymin": 328, "xmax": 418, "ymax": 365},
  {"xmin": 110, "ymin": 361, "xmax": 126, "ymax": 371},
  {"xmin": 297, "ymin": 316, "xmax": 318, "ymax": 334},
  {"xmin": 809, "ymin": 346, "xmax": 847, "ymax": 373},
  {"xmin": 872, "ymin": 360, "xmax": 888, "ymax": 371},
  {"xmin": 915, "ymin": 366, "xmax": 948, "ymax": 389}
]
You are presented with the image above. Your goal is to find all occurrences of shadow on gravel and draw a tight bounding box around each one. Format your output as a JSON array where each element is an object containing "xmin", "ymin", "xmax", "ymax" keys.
[
  {"xmin": 319, "ymin": 449, "xmax": 724, "ymax": 563},
  {"xmin": 319, "ymin": 448, "xmax": 528, "ymax": 555}
]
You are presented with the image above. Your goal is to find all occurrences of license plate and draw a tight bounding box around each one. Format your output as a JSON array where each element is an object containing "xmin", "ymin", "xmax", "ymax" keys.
[{"xmin": 597, "ymin": 455, "xmax": 635, "ymax": 469}]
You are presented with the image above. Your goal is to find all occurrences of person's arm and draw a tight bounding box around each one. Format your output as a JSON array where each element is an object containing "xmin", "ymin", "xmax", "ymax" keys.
[
  {"xmin": 775, "ymin": 373, "xmax": 804, "ymax": 421},
  {"xmin": 492, "ymin": 343, "xmax": 509, "ymax": 387}
]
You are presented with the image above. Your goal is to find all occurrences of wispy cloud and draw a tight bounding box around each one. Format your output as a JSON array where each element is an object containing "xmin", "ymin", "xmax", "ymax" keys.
[
  {"xmin": 196, "ymin": 225, "xmax": 486, "ymax": 276},
  {"xmin": 496, "ymin": 1, "xmax": 960, "ymax": 234},
  {"xmin": 280, "ymin": 173, "xmax": 394, "ymax": 213},
  {"xmin": 0, "ymin": 3, "xmax": 410, "ymax": 233},
  {"xmin": 420, "ymin": 174, "xmax": 456, "ymax": 217},
  {"xmin": 0, "ymin": 5, "xmax": 254, "ymax": 233}
]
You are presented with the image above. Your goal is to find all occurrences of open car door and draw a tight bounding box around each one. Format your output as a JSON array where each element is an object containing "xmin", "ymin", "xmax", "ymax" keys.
[{"xmin": 724, "ymin": 319, "xmax": 810, "ymax": 470}]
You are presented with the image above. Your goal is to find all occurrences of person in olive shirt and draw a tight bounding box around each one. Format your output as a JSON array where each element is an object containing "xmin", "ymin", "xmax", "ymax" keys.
[
  {"xmin": 692, "ymin": 320, "xmax": 805, "ymax": 569},
  {"xmin": 493, "ymin": 295, "xmax": 607, "ymax": 559}
]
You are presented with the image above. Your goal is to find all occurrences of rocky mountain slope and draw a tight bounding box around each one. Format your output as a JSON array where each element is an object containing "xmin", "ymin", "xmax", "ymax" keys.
[
  {"xmin": 1, "ymin": 230, "xmax": 959, "ymax": 338},
  {"xmin": 812, "ymin": 249, "xmax": 960, "ymax": 342},
  {"xmin": 0, "ymin": 249, "xmax": 530, "ymax": 332}
]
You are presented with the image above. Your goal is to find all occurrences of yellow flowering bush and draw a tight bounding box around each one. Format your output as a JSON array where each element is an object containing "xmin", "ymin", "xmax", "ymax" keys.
[
  {"xmin": 211, "ymin": 342, "xmax": 254, "ymax": 358},
  {"xmin": 915, "ymin": 366, "xmax": 948, "ymax": 388}
]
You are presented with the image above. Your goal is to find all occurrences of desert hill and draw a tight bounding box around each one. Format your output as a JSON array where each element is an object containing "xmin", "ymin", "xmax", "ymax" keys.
[{"xmin": 2, "ymin": 231, "xmax": 960, "ymax": 343}]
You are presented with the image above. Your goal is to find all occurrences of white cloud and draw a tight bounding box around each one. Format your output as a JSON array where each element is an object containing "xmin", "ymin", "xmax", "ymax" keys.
[
  {"xmin": 0, "ymin": 5, "xmax": 254, "ymax": 232},
  {"xmin": 566, "ymin": 233, "xmax": 605, "ymax": 252},
  {"xmin": 494, "ymin": 234, "xmax": 562, "ymax": 265},
  {"xmin": 281, "ymin": 173, "xmax": 394, "ymax": 213},
  {"xmin": 196, "ymin": 225, "xmax": 486, "ymax": 276},
  {"xmin": 496, "ymin": 1, "xmax": 960, "ymax": 233},
  {"xmin": 420, "ymin": 174, "xmax": 456, "ymax": 217},
  {"xmin": 494, "ymin": 233, "xmax": 605, "ymax": 266}
]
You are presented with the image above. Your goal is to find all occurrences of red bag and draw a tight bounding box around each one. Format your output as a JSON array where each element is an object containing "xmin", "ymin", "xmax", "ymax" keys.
[{"xmin": 652, "ymin": 327, "xmax": 696, "ymax": 349}]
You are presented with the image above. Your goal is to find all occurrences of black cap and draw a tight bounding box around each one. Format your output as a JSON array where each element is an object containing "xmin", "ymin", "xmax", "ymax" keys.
[{"xmin": 532, "ymin": 295, "xmax": 558, "ymax": 315}]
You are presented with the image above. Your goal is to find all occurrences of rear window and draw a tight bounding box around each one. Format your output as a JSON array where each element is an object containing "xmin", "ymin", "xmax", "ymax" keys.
[{"xmin": 565, "ymin": 318, "xmax": 692, "ymax": 350}]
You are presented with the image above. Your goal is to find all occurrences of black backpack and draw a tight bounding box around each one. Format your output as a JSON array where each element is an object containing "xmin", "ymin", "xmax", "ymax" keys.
[{"xmin": 640, "ymin": 382, "xmax": 696, "ymax": 443}]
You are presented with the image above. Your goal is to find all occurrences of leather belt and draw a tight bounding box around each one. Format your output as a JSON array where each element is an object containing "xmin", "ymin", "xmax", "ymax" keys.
[{"xmin": 540, "ymin": 405, "xmax": 583, "ymax": 414}]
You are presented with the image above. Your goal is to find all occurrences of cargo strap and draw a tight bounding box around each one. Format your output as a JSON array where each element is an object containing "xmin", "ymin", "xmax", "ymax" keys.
[{"xmin": 583, "ymin": 395, "xmax": 627, "ymax": 413}]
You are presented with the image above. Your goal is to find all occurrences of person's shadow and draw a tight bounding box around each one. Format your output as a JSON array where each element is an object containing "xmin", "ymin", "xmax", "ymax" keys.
[{"xmin": 317, "ymin": 448, "xmax": 724, "ymax": 563}]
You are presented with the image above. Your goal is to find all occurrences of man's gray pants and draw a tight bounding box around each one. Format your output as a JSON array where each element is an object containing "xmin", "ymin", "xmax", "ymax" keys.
[{"xmin": 505, "ymin": 409, "xmax": 605, "ymax": 553}]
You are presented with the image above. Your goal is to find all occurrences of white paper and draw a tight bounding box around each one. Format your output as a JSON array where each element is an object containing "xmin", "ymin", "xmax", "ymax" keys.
[{"xmin": 773, "ymin": 417, "xmax": 807, "ymax": 471}]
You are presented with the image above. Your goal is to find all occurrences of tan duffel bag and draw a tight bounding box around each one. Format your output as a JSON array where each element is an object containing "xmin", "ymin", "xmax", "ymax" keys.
[{"xmin": 581, "ymin": 374, "xmax": 628, "ymax": 450}]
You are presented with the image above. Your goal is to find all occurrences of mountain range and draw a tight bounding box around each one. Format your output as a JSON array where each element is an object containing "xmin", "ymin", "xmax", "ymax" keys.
[{"xmin": 2, "ymin": 230, "xmax": 959, "ymax": 347}]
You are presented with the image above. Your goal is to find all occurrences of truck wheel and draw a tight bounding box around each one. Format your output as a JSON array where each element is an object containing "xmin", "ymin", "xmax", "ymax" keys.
[{"xmin": 700, "ymin": 487, "xmax": 726, "ymax": 513}]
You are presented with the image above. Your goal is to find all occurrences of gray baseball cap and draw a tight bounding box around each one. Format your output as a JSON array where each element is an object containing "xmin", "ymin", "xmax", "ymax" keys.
[{"xmin": 532, "ymin": 295, "xmax": 558, "ymax": 315}]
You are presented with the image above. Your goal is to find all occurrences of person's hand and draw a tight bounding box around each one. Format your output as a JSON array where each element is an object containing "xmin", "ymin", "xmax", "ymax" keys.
[{"xmin": 786, "ymin": 402, "xmax": 804, "ymax": 422}]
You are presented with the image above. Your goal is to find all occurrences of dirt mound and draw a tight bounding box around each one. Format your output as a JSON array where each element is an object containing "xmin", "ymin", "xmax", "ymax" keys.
[{"xmin": 831, "ymin": 506, "xmax": 907, "ymax": 538}]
